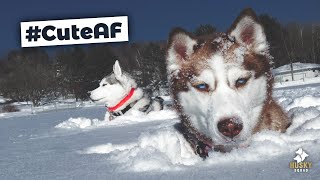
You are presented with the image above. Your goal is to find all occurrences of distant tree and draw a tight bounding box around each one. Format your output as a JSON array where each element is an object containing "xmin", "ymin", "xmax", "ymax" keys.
[
  {"xmin": 83, "ymin": 44, "xmax": 118, "ymax": 94},
  {"xmin": 260, "ymin": 14, "xmax": 320, "ymax": 67},
  {"xmin": 111, "ymin": 43, "xmax": 138, "ymax": 72},
  {"xmin": 313, "ymin": 25, "xmax": 320, "ymax": 64},
  {"xmin": 194, "ymin": 24, "xmax": 217, "ymax": 36},
  {"xmin": 54, "ymin": 45, "xmax": 118, "ymax": 101},
  {"xmin": 54, "ymin": 47, "xmax": 87, "ymax": 100},
  {"xmin": 1, "ymin": 48, "xmax": 55, "ymax": 106},
  {"xmin": 133, "ymin": 42, "xmax": 167, "ymax": 95},
  {"xmin": 259, "ymin": 14, "xmax": 290, "ymax": 67},
  {"xmin": 0, "ymin": 61, "xmax": 6, "ymax": 94}
]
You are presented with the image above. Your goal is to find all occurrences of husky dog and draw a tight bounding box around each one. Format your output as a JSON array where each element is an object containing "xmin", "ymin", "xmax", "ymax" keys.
[
  {"xmin": 89, "ymin": 60, "xmax": 164, "ymax": 120},
  {"xmin": 166, "ymin": 8, "xmax": 290, "ymax": 158}
]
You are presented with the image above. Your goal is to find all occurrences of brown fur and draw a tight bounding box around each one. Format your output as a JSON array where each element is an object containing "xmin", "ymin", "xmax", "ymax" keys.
[
  {"xmin": 227, "ymin": 8, "xmax": 261, "ymax": 42},
  {"xmin": 254, "ymin": 100, "xmax": 290, "ymax": 133},
  {"xmin": 166, "ymin": 8, "xmax": 290, "ymax": 153}
]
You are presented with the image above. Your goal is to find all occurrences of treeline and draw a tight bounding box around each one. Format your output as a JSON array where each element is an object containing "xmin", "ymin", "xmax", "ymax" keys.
[
  {"xmin": 0, "ymin": 14, "xmax": 319, "ymax": 106},
  {"xmin": 259, "ymin": 14, "xmax": 320, "ymax": 67},
  {"xmin": 0, "ymin": 43, "xmax": 167, "ymax": 106}
]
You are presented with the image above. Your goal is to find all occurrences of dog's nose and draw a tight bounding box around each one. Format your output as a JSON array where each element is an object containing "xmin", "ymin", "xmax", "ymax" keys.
[
  {"xmin": 218, "ymin": 117, "xmax": 243, "ymax": 139},
  {"xmin": 87, "ymin": 91, "xmax": 93, "ymax": 101}
]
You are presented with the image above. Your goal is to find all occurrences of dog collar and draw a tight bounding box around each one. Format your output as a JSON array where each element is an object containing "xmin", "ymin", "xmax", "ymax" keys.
[
  {"xmin": 107, "ymin": 95, "xmax": 154, "ymax": 121},
  {"xmin": 108, "ymin": 102, "xmax": 136, "ymax": 120},
  {"xmin": 107, "ymin": 88, "xmax": 136, "ymax": 112}
]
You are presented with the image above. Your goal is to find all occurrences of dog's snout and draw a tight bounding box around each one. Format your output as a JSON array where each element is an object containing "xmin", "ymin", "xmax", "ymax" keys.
[
  {"xmin": 218, "ymin": 117, "xmax": 243, "ymax": 139},
  {"xmin": 87, "ymin": 91, "xmax": 94, "ymax": 101}
]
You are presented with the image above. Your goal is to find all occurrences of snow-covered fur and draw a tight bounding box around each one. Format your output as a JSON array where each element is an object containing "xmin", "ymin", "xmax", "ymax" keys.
[
  {"xmin": 166, "ymin": 8, "xmax": 290, "ymax": 153},
  {"xmin": 89, "ymin": 60, "xmax": 164, "ymax": 120}
]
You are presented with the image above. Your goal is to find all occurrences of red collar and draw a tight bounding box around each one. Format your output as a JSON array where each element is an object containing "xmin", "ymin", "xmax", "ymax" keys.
[{"xmin": 107, "ymin": 88, "xmax": 135, "ymax": 112}]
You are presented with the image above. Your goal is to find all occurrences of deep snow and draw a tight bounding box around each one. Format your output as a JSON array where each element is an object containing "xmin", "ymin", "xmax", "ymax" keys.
[{"xmin": 1, "ymin": 84, "xmax": 320, "ymax": 180}]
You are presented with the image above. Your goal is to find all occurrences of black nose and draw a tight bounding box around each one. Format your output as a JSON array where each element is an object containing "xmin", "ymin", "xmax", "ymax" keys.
[
  {"xmin": 218, "ymin": 117, "xmax": 243, "ymax": 139},
  {"xmin": 87, "ymin": 91, "xmax": 93, "ymax": 101}
]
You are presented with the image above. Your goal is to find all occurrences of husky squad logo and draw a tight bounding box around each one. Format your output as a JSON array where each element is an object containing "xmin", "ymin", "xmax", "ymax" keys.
[{"xmin": 289, "ymin": 148, "xmax": 312, "ymax": 172}]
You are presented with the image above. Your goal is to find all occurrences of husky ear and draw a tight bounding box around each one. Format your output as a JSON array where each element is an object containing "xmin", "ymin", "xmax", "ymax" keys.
[
  {"xmin": 228, "ymin": 8, "xmax": 268, "ymax": 53},
  {"xmin": 113, "ymin": 60, "xmax": 122, "ymax": 78},
  {"xmin": 167, "ymin": 28, "xmax": 197, "ymax": 70}
]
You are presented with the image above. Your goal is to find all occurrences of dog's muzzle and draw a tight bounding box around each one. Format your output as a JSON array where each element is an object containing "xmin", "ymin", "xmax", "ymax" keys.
[{"xmin": 217, "ymin": 117, "xmax": 243, "ymax": 139}]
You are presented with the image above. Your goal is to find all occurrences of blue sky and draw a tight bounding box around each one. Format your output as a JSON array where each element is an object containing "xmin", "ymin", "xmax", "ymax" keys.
[{"xmin": 0, "ymin": 0, "xmax": 319, "ymax": 57}]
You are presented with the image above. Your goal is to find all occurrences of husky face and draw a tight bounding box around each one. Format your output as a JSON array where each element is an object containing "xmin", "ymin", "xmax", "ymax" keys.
[
  {"xmin": 167, "ymin": 9, "xmax": 273, "ymax": 148},
  {"xmin": 89, "ymin": 60, "xmax": 137, "ymax": 107}
]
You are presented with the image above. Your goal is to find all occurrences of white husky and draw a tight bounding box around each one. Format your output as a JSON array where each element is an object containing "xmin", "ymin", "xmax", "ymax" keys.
[
  {"xmin": 166, "ymin": 8, "xmax": 290, "ymax": 158},
  {"xmin": 89, "ymin": 60, "xmax": 164, "ymax": 120}
]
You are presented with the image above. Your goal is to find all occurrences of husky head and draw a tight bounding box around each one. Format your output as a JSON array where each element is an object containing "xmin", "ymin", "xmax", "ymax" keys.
[
  {"xmin": 166, "ymin": 8, "xmax": 273, "ymax": 149},
  {"xmin": 89, "ymin": 60, "xmax": 137, "ymax": 107}
]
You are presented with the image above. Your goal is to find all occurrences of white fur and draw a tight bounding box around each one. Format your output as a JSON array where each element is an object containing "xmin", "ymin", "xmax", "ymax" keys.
[
  {"xmin": 178, "ymin": 54, "xmax": 267, "ymax": 146},
  {"xmin": 90, "ymin": 61, "xmax": 163, "ymax": 118},
  {"xmin": 229, "ymin": 16, "xmax": 268, "ymax": 53},
  {"xmin": 167, "ymin": 33, "xmax": 197, "ymax": 72},
  {"xmin": 113, "ymin": 60, "xmax": 122, "ymax": 78},
  {"xmin": 90, "ymin": 61, "xmax": 138, "ymax": 107}
]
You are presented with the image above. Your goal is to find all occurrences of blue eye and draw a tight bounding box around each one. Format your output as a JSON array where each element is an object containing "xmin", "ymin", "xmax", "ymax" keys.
[
  {"xmin": 197, "ymin": 84, "xmax": 206, "ymax": 89},
  {"xmin": 235, "ymin": 78, "xmax": 248, "ymax": 88},
  {"xmin": 195, "ymin": 83, "xmax": 209, "ymax": 91},
  {"xmin": 237, "ymin": 79, "xmax": 246, "ymax": 84}
]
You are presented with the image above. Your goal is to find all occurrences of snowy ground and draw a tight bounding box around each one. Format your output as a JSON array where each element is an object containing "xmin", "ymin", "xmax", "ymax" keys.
[
  {"xmin": 274, "ymin": 77, "xmax": 320, "ymax": 89},
  {"xmin": 0, "ymin": 99, "xmax": 98, "ymax": 116},
  {"xmin": 272, "ymin": 62, "xmax": 320, "ymax": 74},
  {"xmin": 1, "ymin": 85, "xmax": 320, "ymax": 179}
]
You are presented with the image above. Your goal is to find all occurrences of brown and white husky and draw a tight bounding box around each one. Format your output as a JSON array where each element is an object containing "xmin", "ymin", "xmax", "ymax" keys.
[{"xmin": 166, "ymin": 8, "xmax": 291, "ymax": 158}]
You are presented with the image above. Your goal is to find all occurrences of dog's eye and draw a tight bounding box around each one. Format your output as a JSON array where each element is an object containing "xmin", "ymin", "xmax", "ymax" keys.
[
  {"xmin": 194, "ymin": 83, "xmax": 210, "ymax": 92},
  {"xmin": 102, "ymin": 84, "xmax": 108, "ymax": 87},
  {"xmin": 235, "ymin": 78, "xmax": 248, "ymax": 88}
]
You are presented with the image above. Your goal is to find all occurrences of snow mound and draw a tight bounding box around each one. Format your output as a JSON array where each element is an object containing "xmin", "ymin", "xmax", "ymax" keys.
[
  {"xmin": 83, "ymin": 125, "xmax": 200, "ymax": 171},
  {"xmin": 83, "ymin": 111, "xmax": 320, "ymax": 172},
  {"xmin": 0, "ymin": 96, "xmax": 6, "ymax": 103},
  {"xmin": 81, "ymin": 86, "xmax": 320, "ymax": 172},
  {"xmin": 85, "ymin": 143, "xmax": 136, "ymax": 154},
  {"xmin": 55, "ymin": 110, "xmax": 177, "ymax": 129},
  {"xmin": 286, "ymin": 95, "xmax": 320, "ymax": 109},
  {"xmin": 55, "ymin": 117, "xmax": 100, "ymax": 129}
]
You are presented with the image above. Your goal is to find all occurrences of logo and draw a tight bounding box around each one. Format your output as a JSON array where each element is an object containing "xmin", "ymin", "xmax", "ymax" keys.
[{"xmin": 289, "ymin": 148, "xmax": 312, "ymax": 173}]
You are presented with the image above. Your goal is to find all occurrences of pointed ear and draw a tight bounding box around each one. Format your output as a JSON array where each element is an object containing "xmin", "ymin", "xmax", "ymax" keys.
[
  {"xmin": 113, "ymin": 60, "xmax": 122, "ymax": 78},
  {"xmin": 166, "ymin": 28, "xmax": 197, "ymax": 70},
  {"xmin": 228, "ymin": 8, "xmax": 268, "ymax": 53}
]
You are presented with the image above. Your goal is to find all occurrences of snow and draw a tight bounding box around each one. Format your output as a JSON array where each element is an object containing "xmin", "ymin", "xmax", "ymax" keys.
[
  {"xmin": 274, "ymin": 76, "xmax": 320, "ymax": 89},
  {"xmin": 272, "ymin": 62, "xmax": 320, "ymax": 74},
  {"xmin": 286, "ymin": 95, "xmax": 320, "ymax": 109},
  {"xmin": 55, "ymin": 110, "xmax": 177, "ymax": 129},
  {"xmin": 1, "ymin": 84, "xmax": 320, "ymax": 179},
  {"xmin": 0, "ymin": 96, "xmax": 6, "ymax": 103},
  {"xmin": 0, "ymin": 100, "xmax": 98, "ymax": 119}
]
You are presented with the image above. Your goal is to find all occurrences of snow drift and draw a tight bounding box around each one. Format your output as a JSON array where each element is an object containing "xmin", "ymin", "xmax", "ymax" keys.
[
  {"xmin": 55, "ymin": 109, "xmax": 177, "ymax": 129},
  {"xmin": 73, "ymin": 86, "xmax": 320, "ymax": 173},
  {"xmin": 1, "ymin": 84, "xmax": 320, "ymax": 179}
]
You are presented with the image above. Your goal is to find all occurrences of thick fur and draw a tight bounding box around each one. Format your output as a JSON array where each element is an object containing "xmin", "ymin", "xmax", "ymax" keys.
[
  {"xmin": 89, "ymin": 60, "xmax": 163, "ymax": 119},
  {"xmin": 166, "ymin": 8, "xmax": 290, "ymax": 151}
]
